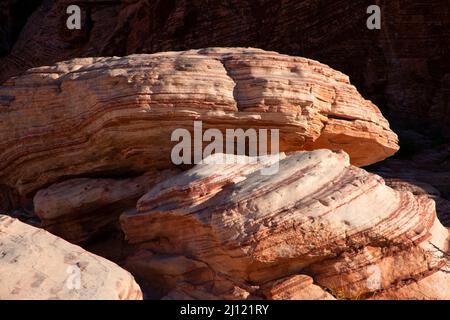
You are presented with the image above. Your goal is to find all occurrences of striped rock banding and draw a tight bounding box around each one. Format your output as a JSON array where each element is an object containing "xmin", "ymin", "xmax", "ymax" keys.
[
  {"xmin": 121, "ymin": 150, "xmax": 449, "ymax": 299},
  {"xmin": 33, "ymin": 169, "xmax": 179, "ymax": 243},
  {"xmin": 0, "ymin": 48, "xmax": 398, "ymax": 196},
  {"xmin": 260, "ymin": 275, "xmax": 335, "ymax": 300}
]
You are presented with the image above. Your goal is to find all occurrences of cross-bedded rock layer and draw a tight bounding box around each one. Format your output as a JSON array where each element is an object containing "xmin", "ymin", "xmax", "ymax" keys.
[
  {"xmin": 0, "ymin": 48, "xmax": 398, "ymax": 196},
  {"xmin": 121, "ymin": 150, "xmax": 449, "ymax": 299},
  {"xmin": 33, "ymin": 169, "xmax": 179, "ymax": 243}
]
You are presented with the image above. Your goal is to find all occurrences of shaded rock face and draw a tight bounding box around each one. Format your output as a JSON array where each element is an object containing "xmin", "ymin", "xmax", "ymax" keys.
[
  {"xmin": 0, "ymin": 215, "xmax": 142, "ymax": 300},
  {"xmin": 0, "ymin": 184, "xmax": 19, "ymax": 212},
  {"xmin": 0, "ymin": 0, "xmax": 449, "ymax": 135},
  {"xmin": 0, "ymin": 0, "xmax": 43, "ymax": 57},
  {"xmin": 121, "ymin": 150, "xmax": 450, "ymax": 300},
  {"xmin": 0, "ymin": 48, "xmax": 398, "ymax": 197},
  {"xmin": 370, "ymin": 141, "xmax": 450, "ymax": 228},
  {"xmin": 383, "ymin": 179, "xmax": 450, "ymax": 228},
  {"xmin": 33, "ymin": 169, "xmax": 179, "ymax": 243},
  {"xmin": 260, "ymin": 275, "xmax": 335, "ymax": 300}
]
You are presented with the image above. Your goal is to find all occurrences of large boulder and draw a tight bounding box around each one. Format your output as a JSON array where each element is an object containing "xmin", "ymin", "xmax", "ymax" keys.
[
  {"xmin": 0, "ymin": 215, "xmax": 142, "ymax": 300},
  {"xmin": 121, "ymin": 150, "xmax": 449, "ymax": 299},
  {"xmin": 0, "ymin": 48, "xmax": 398, "ymax": 196}
]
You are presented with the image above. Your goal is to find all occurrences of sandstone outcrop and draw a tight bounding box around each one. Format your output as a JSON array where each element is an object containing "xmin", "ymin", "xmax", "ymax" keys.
[
  {"xmin": 121, "ymin": 150, "xmax": 449, "ymax": 299},
  {"xmin": 1, "ymin": 1, "xmax": 449, "ymax": 135},
  {"xmin": 369, "ymin": 271, "xmax": 450, "ymax": 300},
  {"xmin": 33, "ymin": 169, "xmax": 178, "ymax": 243},
  {"xmin": 372, "ymin": 142, "xmax": 450, "ymax": 228},
  {"xmin": 0, "ymin": 48, "xmax": 398, "ymax": 196},
  {"xmin": 260, "ymin": 275, "xmax": 335, "ymax": 300},
  {"xmin": 0, "ymin": 214, "xmax": 142, "ymax": 300},
  {"xmin": 382, "ymin": 179, "xmax": 450, "ymax": 228},
  {"xmin": 0, "ymin": 0, "xmax": 447, "ymax": 301}
]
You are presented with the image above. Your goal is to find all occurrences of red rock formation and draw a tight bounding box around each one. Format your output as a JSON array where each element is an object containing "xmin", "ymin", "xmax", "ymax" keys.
[
  {"xmin": 370, "ymin": 271, "xmax": 450, "ymax": 300},
  {"xmin": 0, "ymin": 0, "xmax": 447, "ymax": 300},
  {"xmin": 372, "ymin": 142, "xmax": 450, "ymax": 227},
  {"xmin": 261, "ymin": 275, "xmax": 335, "ymax": 300},
  {"xmin": 121, "ymin": 150, "xmax": 450, "ymax": 299},
  {"xmin": 0, "ymin": 48, "xmax": 398, "ymax": 196},
  {"xmin": 0, "ymin": 215, "xmax": 142, "ymax": 300},
  {"xmin": 1, "ymin": 0, "xmax": 448, "ymax": 133},
  {"xmin": 33, "ymin": 169, "xmax": 178, "ymax": 243}
]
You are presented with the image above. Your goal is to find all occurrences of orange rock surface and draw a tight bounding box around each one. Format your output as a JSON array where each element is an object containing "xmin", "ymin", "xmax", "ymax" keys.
[
  {"xmin": 121, "ymin": 150, "xmax": 449, "ymax": 299},
  {"xmin": 0, "ymin": 48, "xmax": 398, "ymax": 196}
]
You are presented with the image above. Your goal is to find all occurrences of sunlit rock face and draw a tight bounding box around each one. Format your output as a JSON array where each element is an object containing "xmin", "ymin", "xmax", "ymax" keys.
[
  {"xmin": 0, "ymin": 48, "xmax": 398, "ymax": 196},
  {"xmin": 0, "ymin": 215, "xmax": 143, "ymax": 300},
  {"xmin": 121, "ymin": 150, "xmax": 450, "ymax": 299}
]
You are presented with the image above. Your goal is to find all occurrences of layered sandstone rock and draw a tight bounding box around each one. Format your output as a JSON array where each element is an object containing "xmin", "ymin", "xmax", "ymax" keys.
[
  {"xmin": 33, "ymin": 169, "xmax": 178, "ymax": 243},
  {"xmin": 1, "ymin": 1, "xmax": 449, "ymax": 134},
  {"xmin": 382, "ymin": 178, "xmax": 450, "ymax": 228},
  {"xmin": 160, "ymin": 273, "xmax": 335, "ymax": 300},
  {"xmin": 0, "ymin": 48, "xmax": 398, "ymax": 196},
  {"xmin": 370, "ymin": 271, "xmax": 450, "ymax": 300},
  {"xmin": 121, "ymin": 150, "xmax": 449, "ymax": 299},
  {"xmin": 372, "ymin": 143, "xmax": 450, "ymax": 228},
  {"xmin": 260, "ymin": 275, "xmax": 335, "ymax": 300},
  {"xmin": 0, "ymin": 215, "xmax": 142, "ymax": 300}
]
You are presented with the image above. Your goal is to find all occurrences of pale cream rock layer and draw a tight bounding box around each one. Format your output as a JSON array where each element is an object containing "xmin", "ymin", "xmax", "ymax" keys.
[
  {"xmin": 0, "ymin": 215, "xmax": 142, "ymax": 300},
  {"xmin": 121, "ymin": 150, "xmax": 449, "ymax": 299},
  {"xmin": 0, "ymin": 48, "xmax": 398, "ymax": 196}
]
